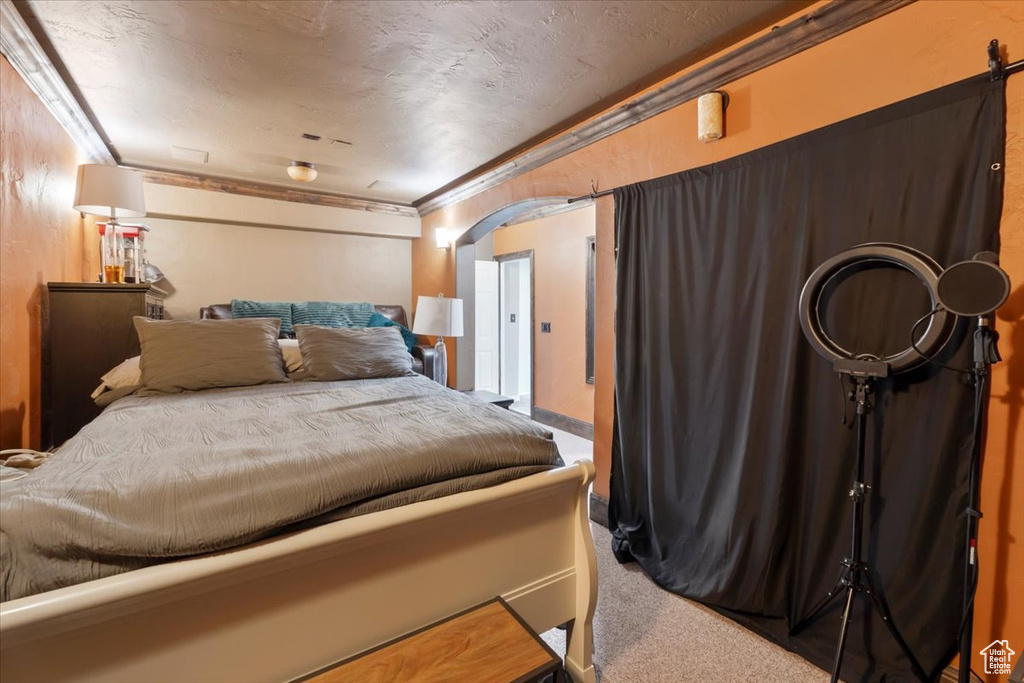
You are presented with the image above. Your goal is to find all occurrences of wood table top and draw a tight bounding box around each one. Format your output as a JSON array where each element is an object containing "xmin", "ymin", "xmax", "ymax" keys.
[{"xmin": 302, "ymin": 598, "xmax": 559, "ymax": 683}]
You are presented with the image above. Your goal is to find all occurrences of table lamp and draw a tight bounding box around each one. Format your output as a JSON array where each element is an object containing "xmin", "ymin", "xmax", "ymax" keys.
[
  {"xmin": 412, "ymin": 294, "xmax": 464, "ymax": 387},
  {"xmin": 73, "ymin": 164, "xmax": 146, "ymax": 283}
]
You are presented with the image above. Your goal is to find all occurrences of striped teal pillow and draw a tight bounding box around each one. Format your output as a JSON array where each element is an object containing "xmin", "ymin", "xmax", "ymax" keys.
[
  {"xmin": 230, "ymin": 300, "xmax": 293, "ymax": 336},
  {"xmin": 291, "ymin": 301, "xmax": 374, "ymax": 329}
]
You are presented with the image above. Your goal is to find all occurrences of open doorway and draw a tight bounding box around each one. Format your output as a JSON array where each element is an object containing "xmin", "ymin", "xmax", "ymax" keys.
[
  {"xmin": 475, "ymin": 250, "xmax": 534, "ymax": 416},
  {"xmin": 498, "ymin": 253, "xmax": 533, "ymax": 416}
]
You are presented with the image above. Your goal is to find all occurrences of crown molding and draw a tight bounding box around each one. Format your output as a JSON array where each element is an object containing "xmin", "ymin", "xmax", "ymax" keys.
[
  {"xmin": 0, "ymin": 0, "xmax": 114, "ymax": 164},
  {"xmin": 133, "ymin": 166, "xmax": 419, "ymax": 218},
  {"xmin": 413, "ymin": 0, "xmax": 914, "ymax": 217}
]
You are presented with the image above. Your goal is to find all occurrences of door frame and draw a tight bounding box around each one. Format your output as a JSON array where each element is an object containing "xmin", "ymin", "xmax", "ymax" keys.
[{"xmin": 494, "ymin": 249, "xmax": 535, "ymax": 419}]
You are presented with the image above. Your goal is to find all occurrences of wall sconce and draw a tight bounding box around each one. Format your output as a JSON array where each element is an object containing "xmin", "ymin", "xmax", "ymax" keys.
[
  {"xmin": 697, "ymin": 91, "xmax": 729, "ymax": 142},
  {"xmin": 436, "ymin": 228, "xmax": 453, "ymax": 250}
]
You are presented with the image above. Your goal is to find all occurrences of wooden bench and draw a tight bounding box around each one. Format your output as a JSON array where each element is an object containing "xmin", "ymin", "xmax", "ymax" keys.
[{"xmin": 299, "ymin": 598, "xmax": 563, "ymax": 683}]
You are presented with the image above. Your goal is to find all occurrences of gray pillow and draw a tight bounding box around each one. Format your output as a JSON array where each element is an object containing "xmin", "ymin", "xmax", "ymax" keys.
[
  {"xmin": 134, "ymin": 317, "xmax": 288, "ymax": 395},
  {"xmin": 295, "ymin": 325, "xmax": 413, "ymax": 381}
]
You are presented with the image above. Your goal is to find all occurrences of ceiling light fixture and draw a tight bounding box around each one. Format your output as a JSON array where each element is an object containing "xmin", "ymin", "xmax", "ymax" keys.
[{"xmin": 287, "ymin": 161, "xmax": 318, "ymax": 183}]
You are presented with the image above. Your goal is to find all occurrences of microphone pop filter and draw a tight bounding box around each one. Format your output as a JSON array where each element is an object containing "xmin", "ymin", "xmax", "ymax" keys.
[{"xmin": 936, "ymin": 256, "xmax": 1010, "ymax": 316}]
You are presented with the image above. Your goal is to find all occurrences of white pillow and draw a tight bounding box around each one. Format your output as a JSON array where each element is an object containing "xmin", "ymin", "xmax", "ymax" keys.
[
  {"xmin": 91, "ymin": 340, "xmax": 305, "ymax": 399},
  {"xmin": 91, "ymin": 356, "xmax": 141, "ymax": 399}
]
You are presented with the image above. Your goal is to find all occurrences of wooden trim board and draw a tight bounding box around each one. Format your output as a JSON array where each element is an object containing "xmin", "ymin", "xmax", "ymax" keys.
[
  {"xmin": 413, "ymin": 0, "xmax": 915, "ymax": 216},
  {"xmin": 135, "ymin": 167, "xmax": 419, "ymax": 218},
  {"xmin": 534, "ymin": 407, "xmax": 594, "ymax": 441}
]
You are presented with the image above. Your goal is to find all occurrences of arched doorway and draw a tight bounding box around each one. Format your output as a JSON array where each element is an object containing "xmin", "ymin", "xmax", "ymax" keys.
[{"xmin": 454, "ymin": 197, "xmax": 594, "ymax": 418}]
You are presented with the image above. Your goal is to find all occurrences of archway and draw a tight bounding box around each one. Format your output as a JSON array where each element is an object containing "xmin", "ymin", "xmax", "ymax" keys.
[{"xmin": 453, "ymin": 197, "xmax": 593, "ymax": 395}]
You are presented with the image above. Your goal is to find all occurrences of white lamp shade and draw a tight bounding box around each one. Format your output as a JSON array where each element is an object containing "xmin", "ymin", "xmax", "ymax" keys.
[
  {"xmin": 73, "ymin": 164, "xmax": 146, "ymax": 217},
  {"xmin": 413, "ymin": 295, "xmax": 464, "ymax": 338}
]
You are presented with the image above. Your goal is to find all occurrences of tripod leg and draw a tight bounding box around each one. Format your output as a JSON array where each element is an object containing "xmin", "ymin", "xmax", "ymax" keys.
[
  {"xmin": 792, "ymin": 570, "xmax": 847, "ymax": 636},
  {"xmin": 864, "ymin": 577, "xmax": 928, "ymax": 682},
  {"xmin": 830, "ymin": 586, "xmax": 856, "ymax": 683}
]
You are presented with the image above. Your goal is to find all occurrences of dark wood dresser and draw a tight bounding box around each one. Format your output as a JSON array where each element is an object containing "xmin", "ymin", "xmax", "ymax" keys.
[{"xmin": 45, "ymin": 282, "xmax": 165, "ymax": 448}]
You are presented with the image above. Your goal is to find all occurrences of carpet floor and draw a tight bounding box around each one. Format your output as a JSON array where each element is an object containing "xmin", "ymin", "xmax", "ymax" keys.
[
  {"xmin": 542, "ymin": 426, "xmax": 829, "ymax": 682},
  {"xmin": 540, "ymin": 525, "xmax": 830, "ymax": 682}
]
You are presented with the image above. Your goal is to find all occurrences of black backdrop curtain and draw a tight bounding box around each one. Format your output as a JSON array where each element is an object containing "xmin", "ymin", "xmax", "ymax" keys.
[{"xmin": 610, "ymin": 75, "xmax": 1005, "ymax": 682}]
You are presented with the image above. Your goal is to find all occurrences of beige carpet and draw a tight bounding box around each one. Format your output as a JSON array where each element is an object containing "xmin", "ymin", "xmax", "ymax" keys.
[
  {"xmin": 541, "ymin": 427, "xmax": 829, "ymax": 682},
  {"xmin": 540, "ymin": 525, "xmax": 830, "ymax": 682}
]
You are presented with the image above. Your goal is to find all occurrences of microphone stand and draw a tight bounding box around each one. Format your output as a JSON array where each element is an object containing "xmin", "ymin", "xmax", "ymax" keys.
[{"xmin": 958, "ymin": 316, "xmax": 1001, "ymax": 683}]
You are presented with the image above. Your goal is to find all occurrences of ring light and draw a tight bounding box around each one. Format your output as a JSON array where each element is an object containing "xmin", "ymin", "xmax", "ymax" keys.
[{"xmin": 798, "ymin": 242, "xmax": 954, "ymax": 374}]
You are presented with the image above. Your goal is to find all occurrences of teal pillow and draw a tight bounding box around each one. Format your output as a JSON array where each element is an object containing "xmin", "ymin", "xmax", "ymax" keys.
[
  {"xmin": 292, "ymin": 301, "xmax": 375, "ymax": 329},
  {"xmin": 367, "ymin": 311, "xmax": 418, "ymax": 353},
  {"xmin": 231, "ymin": 299, "xmax": 293, "ymax": 336}
]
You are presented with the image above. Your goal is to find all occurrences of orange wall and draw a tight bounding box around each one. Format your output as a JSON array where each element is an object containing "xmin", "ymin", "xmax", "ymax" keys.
[
  {"xmin": 411, "ymin": 2, "xmax": 1024, "ymax": 676},
  {"xmin": 0, "ymin": 56, "xmax": 97, "ymax": 450},
  {"xmin": 493, "ymin": 205, "xmax": 596, "ymax": 423}
]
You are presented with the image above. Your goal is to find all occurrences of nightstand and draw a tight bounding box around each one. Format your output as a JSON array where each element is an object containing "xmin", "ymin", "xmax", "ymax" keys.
[
  {"xmin": 462, "ymin": 389, "xmax": 515, "ymax": 410},
  {"xmin": 45, "ymin": 282, "xmax": 166, "ymax": 448}
]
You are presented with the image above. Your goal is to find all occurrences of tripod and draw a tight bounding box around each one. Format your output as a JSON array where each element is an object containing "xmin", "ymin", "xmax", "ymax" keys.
[{"xmin": 791, "ymin": 361, "xmax": 927, "ymax": 683}]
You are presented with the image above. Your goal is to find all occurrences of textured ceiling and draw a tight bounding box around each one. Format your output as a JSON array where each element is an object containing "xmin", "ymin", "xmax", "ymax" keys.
[{"xmin": 25, "ymin": 0, "xmax": 805, "ymax": 204}]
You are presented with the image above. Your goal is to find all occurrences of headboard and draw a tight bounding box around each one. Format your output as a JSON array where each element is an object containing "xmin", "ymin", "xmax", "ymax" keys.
[{"xmin": 199, "ymin": 303, "xmax": 410, "ymax": 328}]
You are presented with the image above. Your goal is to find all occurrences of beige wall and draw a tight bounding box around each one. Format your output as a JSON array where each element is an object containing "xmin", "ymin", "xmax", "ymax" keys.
[
  {"xmin": 493, "ymin": 205, "xmax": 595, "ymax": 424},
  {"xmin": 140, "ymin": 184, "xmax": 414, "ymax": 320},
  {"xmin": 410, "ymin": 2, "xmax": 1024, "ymax": 673},
  {"xmin": 0, "ymin": 56, "xmax": 98, "ymax": 450},
  {"xmin": 143, "ymin": 183, "xmax": 420, "ymax": 239}
]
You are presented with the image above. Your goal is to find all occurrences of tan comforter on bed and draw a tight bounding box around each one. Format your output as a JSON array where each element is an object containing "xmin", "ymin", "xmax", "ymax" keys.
[{"xmin": 0, "ymin": 376, "xmax": 561, "ymax": 601}]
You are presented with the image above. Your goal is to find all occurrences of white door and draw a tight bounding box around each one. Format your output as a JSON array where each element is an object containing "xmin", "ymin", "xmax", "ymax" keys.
[
  {"xmin": 474, "ymin": 260, "xmax": 500, "ymax": 392},
  {"xmin": 499, "ymin": 258, "xmax": 532, "ymax": 415}
]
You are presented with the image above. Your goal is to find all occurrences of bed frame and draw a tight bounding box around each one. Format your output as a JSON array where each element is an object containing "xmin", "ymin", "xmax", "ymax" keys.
[{"xmin": 0, "ymin": 461, "xmax": 598, "ymax": 682}]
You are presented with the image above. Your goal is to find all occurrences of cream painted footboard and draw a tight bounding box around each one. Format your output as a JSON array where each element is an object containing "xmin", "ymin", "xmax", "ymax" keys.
[{"xmin": 0, "ymin": 460, "xmax": 597, "ymax": 683}]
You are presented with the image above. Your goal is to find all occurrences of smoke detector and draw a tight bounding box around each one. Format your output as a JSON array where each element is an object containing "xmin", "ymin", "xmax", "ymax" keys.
[{"xmin": 287, "ymin": 161, "xmax": 318, "ymax": 183}]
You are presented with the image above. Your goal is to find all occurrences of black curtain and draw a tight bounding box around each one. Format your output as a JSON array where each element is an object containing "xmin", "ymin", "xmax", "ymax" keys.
[{"xmin": 610, "ymin": 75, "xmax": 1005, "ymax": 682}]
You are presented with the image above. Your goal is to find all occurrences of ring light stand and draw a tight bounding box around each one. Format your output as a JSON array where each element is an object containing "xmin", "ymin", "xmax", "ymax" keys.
[{"xmin": 792, "ymin": 243, "xmax": 953, "ymax": 683}]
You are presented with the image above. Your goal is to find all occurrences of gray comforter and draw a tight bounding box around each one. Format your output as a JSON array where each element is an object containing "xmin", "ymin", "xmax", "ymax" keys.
[{"xmin": 0, "ymin": 376, "xmax": 561, "ymax": 601}]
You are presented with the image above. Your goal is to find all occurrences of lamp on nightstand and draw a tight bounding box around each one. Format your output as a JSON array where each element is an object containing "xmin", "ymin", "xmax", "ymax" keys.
[
  {"xmin": 412, "ymin": 294, "xmax": 463, "ymax": 387},
  {"xmin": 73, "ymin": 164, "xmax": 146, "ymax": 283}
]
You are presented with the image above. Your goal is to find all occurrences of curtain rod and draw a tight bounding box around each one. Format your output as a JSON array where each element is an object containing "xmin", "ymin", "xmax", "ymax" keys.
[{"xmin": 567, "ymin": 41, "xmax": 1022, "ymax": 206}]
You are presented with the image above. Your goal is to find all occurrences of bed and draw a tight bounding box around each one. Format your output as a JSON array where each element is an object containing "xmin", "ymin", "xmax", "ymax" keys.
[{"xmin": 1, "ymin": 370, "xmax": 597, "ymax": 681}]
